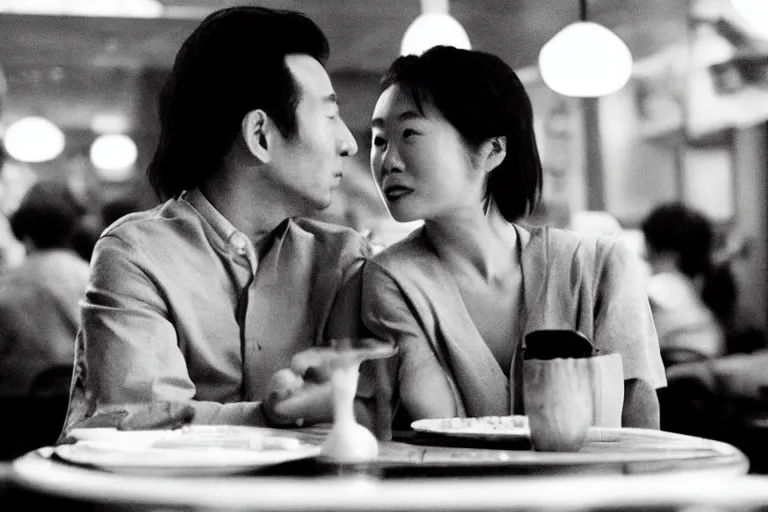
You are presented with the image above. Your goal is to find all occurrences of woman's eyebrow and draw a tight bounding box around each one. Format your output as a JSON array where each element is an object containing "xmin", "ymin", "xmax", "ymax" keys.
[{"xmin": 371, "ymin": 110, "xmax": 422, "ymax": 128}]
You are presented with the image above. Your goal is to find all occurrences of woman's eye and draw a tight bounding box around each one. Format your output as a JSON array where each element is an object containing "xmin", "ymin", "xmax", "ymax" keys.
[
  {"xmin": 402, "ymin": 128, "xmax": 417, "ymax": 139},
  {"xmin": 372, "ymin": 136, "xmax": 386, "ymax": 147}
]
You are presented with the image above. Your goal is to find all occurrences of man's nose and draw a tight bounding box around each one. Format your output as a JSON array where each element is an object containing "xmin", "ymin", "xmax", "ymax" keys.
[{"xmin": 338, "ymin": 119, "xmax": 358, "ymax": 157}]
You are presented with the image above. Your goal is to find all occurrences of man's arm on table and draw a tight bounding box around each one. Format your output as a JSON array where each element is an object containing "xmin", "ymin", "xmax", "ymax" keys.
[{"xmin": 261, "ymin": 259, "xmax": 385, "ymax": 429}]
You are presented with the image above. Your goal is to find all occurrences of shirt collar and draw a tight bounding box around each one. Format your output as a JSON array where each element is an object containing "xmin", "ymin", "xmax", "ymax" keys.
[
  {"xmin": 181, "ymin": 188, "xmax": 239, "ymax": 243},
  {"xmin": 180, "ymin": 188, "xmax": 259, "ymax": 273}
]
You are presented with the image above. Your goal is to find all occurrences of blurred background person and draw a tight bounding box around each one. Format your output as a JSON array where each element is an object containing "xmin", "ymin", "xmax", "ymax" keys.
[
  {"xmin": 641, "ymin": 202, "xmax": 735, "ymax": 364},
  {"xmin": 0, "ymin": 180, "xmax": 89, "ymax": 397},
  {"xmin": 70, "ymin": 196, "xmax": 142, "ymax": 262},
  {"xmin": 0, "ymin": 180, "xmax": 90, "ymax": 457}
]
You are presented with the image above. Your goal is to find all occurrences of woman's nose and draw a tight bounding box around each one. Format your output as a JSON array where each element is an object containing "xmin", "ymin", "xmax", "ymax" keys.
[{"xmin": 380, "ymin": 144, "xmax": 403, "ymax": 176}]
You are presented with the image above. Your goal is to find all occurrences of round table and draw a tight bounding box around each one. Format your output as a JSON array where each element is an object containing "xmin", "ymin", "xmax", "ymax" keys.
[{"xmin": 9, "ymin": 427, "xmax": 758, "ymax": 511}]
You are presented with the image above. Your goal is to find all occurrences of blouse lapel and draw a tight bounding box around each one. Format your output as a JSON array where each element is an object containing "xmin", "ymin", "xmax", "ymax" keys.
[{"xmin": 414, "ymin": 232, "xmax": 510, "ymax": 417}]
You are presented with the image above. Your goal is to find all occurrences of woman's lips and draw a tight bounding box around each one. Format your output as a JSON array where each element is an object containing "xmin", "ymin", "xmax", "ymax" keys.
[{"xmin": 384, "ymin": 186, "xmax": 413, "ymax": 201}]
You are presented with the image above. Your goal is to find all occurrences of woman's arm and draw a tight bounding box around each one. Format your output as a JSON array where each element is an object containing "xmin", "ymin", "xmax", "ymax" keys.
[
  {"xmin": 360, "ymin": 261, "xmax": 458, "ymax": 425},
  {"xmin": 594, "ymin": 238, "xmax": 666, "ymax": 429},
  {"xmin": 623, "ymin": 378, "xmax": 660, "ymax": 428}
]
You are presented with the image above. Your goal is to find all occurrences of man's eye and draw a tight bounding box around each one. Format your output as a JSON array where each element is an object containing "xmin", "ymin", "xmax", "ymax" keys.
[
  {"xmin": 372, "ymin": 136, "xmax": 386, "ymax": 147},
  {"xmin": 402, "ymin": 129, "xmax": 417, "ymax": 139}
]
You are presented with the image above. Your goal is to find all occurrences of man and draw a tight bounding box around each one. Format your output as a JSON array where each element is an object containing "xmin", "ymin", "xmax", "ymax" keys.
[{"xmin": 63, "ymin": 6, "xmax": 365, "ymax": 433}]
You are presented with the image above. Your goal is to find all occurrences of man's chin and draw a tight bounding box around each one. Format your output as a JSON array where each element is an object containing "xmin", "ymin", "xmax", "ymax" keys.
[{"xmin": 300, "ymin": 195, "xmax": 334, "ymax": 216}]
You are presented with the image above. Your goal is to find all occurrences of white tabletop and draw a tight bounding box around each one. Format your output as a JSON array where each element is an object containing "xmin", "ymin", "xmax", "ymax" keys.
[{"xmin": 9, "ymin": 426, "xmax": 756, "ymax": 511}]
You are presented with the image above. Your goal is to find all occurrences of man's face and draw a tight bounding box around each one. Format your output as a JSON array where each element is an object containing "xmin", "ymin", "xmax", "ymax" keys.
[{"xmin": 266, "ymin": 54, "xmax": 358, "ymax": 213}]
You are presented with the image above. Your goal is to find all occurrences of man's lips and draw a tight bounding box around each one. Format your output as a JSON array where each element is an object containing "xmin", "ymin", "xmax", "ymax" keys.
[{"xmin": 384, "ymin": 185, "xmax": 413, "ymax": 201}]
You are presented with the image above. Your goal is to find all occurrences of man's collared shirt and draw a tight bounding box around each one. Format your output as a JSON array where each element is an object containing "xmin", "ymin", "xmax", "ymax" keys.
[{"xmin": 64, "ymin": 188, "xmax": 368, "ymax": 433}]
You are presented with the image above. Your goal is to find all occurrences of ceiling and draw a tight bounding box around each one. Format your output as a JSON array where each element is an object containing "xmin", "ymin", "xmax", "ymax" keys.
[{"xmin": 0, "ymin": 0, "xmax": 689, "ymax": 134}]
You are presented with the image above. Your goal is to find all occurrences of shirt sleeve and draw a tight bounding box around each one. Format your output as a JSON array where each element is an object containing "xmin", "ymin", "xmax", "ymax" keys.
[
  {"xmin": 594, "ymin": 239, "xmax": 667, "ymax": 389},
  {"xmin": 63, "ymin": 233, "xmax": 264, "ymax": 435}
]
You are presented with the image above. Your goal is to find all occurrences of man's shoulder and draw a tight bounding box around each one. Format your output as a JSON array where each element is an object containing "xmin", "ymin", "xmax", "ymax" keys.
[
  {"xmin": 95, "ymin": 198, "xmax": 217, "ymax": 265},
  {"xmin": 101, "ymin": 199, "xmax": 201, "ymax": 241},
  {"xmin": 291, "ymin": 218, "xmax": 369, "ymax": 256}
]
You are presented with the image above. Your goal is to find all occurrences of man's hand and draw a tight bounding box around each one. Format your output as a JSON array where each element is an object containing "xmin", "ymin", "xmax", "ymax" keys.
[
  {"xmin": 261, "ymin": 340, "xmax": 394, "ymax": 428},
  {"xmin": 261, "ymin": 355, "xmax": 335, "ymax": 427}
]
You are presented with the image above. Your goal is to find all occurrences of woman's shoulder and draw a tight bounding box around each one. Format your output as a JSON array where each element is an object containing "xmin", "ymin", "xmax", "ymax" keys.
[
  {"xmin": 524, "ymin": 224, "xmax": 624, "ymax": 262},
  {"xmin": 369, "ymin": 227, "xmax": 431, "ymax": 269}
]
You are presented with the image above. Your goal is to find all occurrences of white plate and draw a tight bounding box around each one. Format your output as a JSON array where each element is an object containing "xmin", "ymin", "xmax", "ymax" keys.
[
  {"xmin": 410, "ymin": 415, "xmax": 531, "ymax": 441},
  {"xmin": 56, "ymin": 425, "xmax": 321, "ymax": 475}
]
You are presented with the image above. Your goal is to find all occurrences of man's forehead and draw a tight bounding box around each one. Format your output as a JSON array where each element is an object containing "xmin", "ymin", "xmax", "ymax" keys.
[{"xmin": 285, "ymin": 54, "xmax": 335, "ymax": 99}]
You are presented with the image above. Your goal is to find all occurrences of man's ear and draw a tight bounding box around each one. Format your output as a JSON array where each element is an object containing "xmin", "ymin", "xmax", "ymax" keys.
[
  {"xmin": 242, "ymin": 109, "xmax": 271, "ymax": 163},
  {"xmin": 480, "ymin": 136, "xmax": 507, "ymax": 174}
]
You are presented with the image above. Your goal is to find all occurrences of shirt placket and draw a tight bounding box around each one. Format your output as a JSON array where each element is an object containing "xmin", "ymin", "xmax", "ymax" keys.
[{"xmin": 230, "ymin": 232, "xmax": 261, "ymax": 401}]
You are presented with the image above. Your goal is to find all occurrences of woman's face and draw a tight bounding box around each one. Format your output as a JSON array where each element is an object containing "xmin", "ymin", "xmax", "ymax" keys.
[{"xmin": 370, "ymin": 84, "xmax": 484, "ymax": 223}]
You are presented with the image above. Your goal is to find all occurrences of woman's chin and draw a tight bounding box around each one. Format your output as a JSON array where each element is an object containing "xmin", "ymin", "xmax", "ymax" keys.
[{"xmin": 389, "ymin": 210, "xmax": 419, "ymax": 224}]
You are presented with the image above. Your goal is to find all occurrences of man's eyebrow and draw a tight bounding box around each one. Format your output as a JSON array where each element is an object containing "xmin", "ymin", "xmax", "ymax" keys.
[
  {"xmin": 324, "ymin": 93, "xmax": 338, "ymax": 104},
  {"xmin": 371, "ymin": 110, "xmax": 422, "ymax": 128}
]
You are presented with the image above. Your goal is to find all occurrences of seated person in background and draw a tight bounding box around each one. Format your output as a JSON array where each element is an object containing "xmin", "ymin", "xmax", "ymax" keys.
[
  {"xmin": 360, "ymin": 46, "xmax": 665, "ymax": 429},
  {"xmin": 63, "ymin": 6, "xmax": 366, "ymax": 434},
  {"xmin": 641, "ymin": 203, "xmax": 734, "ymax": 362},
  {"xmin": 0, "ymin": 181, "xmax": 90, "ymax": 397}
]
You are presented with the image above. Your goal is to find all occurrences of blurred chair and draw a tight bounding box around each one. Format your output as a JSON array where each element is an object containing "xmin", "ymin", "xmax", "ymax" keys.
[
  {"xmin": 30, "ymin": 364, "xmax": 74, "ymax": 398},
  {"xmin": 659, "ymin": 350, "xmax": 768, "ymax": 473},
  {"xmin": 0, "ymin": 365, "xmax": 72, "ymax": 460},
  {"xmin": 660, "ymin": 346, "xmax": 712, "ymax": 368}
]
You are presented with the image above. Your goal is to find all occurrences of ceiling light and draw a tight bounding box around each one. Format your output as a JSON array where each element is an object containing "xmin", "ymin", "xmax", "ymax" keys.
[
  {"xmin": 3, "ymin": 116, "xmax": 65, "ymax": 163},
  {"xmin": 90, "ymin": 134, "xmax": 137, "ymax": 181},
  {"xmin": 538, "ymin": 0, "xmax": 633, "ymax": 97},
  {"xmin": 401, "ymin": 0, "xmax": 471, "ymax": 56},
  {"xmin": 0, "ymin": 0, "xmax": 163, "ymax": 18},
  {"xmin": 730, "ymin": 0, "xmax": 768, "ymax": 40},
  {"xmin": 90, "ymin": 113, "xmax": 130, "ymax": 134}
]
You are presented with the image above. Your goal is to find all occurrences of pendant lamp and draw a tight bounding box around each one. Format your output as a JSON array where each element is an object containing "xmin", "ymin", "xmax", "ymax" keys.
[
  {"xmin": 730, "ymin": 0, "xmax": 768, "ymax": 40},
  {"xmin": 3, "ymin": 116, "xmax": 65, "ymax": 163},
  {"xmin": 538, "ymin": 0, "xmax": 633, "ymax": 97},
  {"xmin": 401, "ymin": 0, "xmax": 471, "ymax": 56},
  {"xmin": 90, "ymin": 133, "xmax": 137, "ymax": 181},
  {"xmin": 0, "ymin": 0, "xmax": 163, "ymax": 17}
]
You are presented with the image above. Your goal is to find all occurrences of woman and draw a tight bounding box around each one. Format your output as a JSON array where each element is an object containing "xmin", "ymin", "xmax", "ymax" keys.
[{"xmin": 361, "ymin": 46, "xmax": 666, "ymax": 429}]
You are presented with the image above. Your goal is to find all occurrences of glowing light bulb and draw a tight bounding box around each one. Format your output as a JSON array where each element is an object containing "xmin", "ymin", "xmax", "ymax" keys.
[
  {"xmin": 401, "ymin": 12, "xmax": 471, "ymax": 56},
  {"xmin": 90, "ymin": 134, "xmax": 137, "ymax": 181},
  {"xmin": 3, "ymin": 116, "xmax": 65, "ymax": 163},
  {"xmin": 730, "ymin": 0, "xmax": 768, "ymax": 40},
  {"xmin": 539, "ymin": 21, "xmax": 633, "ymax": 97}
]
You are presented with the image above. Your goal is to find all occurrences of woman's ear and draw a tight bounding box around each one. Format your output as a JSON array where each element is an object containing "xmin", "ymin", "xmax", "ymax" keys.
[
  {"xmin": 242, "ymin": 109, "xmax": 271, "ymax": 163},
  {"xmin": 480, "ymin": 136, "xmax": 507, "ymax": 174}
]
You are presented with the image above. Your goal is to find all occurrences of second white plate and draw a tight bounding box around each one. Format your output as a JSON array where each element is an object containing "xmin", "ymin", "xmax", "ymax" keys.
[{"xmin": 410, "ymin": 415, "xmax": 530, "ymax": 441}]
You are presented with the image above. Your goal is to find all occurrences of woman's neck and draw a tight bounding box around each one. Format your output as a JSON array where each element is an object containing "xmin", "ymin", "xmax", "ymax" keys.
[{"xmin": 424, "ymin": 207, "xmax": 518, "ymax": 283}]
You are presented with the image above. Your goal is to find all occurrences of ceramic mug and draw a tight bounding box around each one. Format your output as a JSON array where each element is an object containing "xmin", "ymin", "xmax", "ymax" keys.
[
  {"xmin": 586, "ymin": 353, "xmax": 624, "ymax": 428},
  {"xmin": 523, "ymin": 357, "xmax": 594, "ymax": 452}
]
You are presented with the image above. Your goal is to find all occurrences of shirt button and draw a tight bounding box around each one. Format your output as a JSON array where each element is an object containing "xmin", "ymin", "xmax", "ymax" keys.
[{"xmin": 232, "ymin": 235, "xmax": 248, "ymax": 256}]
